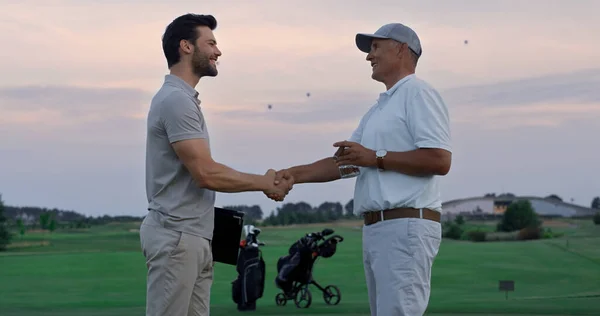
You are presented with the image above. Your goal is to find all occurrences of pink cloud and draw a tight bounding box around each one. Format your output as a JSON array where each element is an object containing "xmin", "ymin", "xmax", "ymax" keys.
[{"xmin": 2, "ymin": 0, "xmax": 597, "ymax": 93}]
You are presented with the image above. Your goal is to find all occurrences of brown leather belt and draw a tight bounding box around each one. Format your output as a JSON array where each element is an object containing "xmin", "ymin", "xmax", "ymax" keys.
[{"xmin": 363, "ymin": 207, "xmax": 441, "ymax": 226}]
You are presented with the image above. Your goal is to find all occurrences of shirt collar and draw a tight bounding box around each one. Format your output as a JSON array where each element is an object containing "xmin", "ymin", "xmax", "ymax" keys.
[
  {"xmin": 375, "ymin": 74, "xmax": 415, "ymax": 109},
  {"xmin": 164, "ymin": 74, "xmax": 200, "ymax": 103},
  {"xmin": 383, "ymin": 73, "xmax": 415, "ymax": 96}
]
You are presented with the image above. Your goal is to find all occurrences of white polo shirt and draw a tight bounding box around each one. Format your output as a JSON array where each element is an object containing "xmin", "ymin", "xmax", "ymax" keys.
[{"xmin": 348, "ymin": 74, "xmax": 452, "ymax": 215}]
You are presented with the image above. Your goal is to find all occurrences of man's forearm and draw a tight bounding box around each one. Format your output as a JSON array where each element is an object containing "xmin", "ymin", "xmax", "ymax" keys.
[
  {"xmin": 287, "ymin": 157, "xmax": 341, "ymax": 184},
  {"xmin": 382, "ymin": 148, "xmax": 451, "ymax": 176},
  {"xmin": 194, "ymin": 162, "xmax": 271, "ymax": 193}
]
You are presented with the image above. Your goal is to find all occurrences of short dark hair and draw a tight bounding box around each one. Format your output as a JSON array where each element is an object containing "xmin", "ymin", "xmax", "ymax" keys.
[{"xmin": 162, "ymin": 14, "xmax": 217, "ymax": 68}]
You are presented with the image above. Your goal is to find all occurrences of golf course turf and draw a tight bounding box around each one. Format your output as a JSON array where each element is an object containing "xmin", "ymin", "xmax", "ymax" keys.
[{"xmin": 1, "ymin": 219, "xmax": 598, "ymax": 315}]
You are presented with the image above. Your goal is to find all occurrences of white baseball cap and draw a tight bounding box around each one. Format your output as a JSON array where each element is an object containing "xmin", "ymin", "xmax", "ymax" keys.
[{"xmin": 356, "ymin": 23, "xmax": 422, "ymax": 57}]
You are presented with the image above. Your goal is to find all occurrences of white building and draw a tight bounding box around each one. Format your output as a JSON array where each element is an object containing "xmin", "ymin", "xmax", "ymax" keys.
[{"xmin": 441, "ymin": 195, "xmax": 597, "ymax": 220}]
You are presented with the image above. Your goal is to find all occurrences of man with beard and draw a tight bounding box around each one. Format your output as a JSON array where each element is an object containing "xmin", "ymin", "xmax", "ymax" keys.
[{"xmin": 140, "ymin": 13, "xmax": 292, "ymax": 316}]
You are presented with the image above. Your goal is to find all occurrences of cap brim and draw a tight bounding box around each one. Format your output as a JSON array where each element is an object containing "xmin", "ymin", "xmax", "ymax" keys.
[{"xmin": 355, "ymin": 33, "xmax": 390, "ymax": 53}]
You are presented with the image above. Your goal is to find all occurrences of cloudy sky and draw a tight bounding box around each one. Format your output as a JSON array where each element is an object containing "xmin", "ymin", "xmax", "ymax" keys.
[{"xmin": 1, "ymin": 0, "xmax": 599, "ymax": 217}]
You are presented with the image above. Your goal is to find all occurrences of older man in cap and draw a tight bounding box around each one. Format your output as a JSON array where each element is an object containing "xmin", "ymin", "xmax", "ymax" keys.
[{"xmin": 272, "ymin": 22, "xmax": 452, "ymax": 315}]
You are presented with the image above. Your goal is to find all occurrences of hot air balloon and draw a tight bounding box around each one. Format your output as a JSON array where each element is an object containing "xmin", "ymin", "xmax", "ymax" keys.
[
  {"xmin": 306, "ymin": 92, "xmax": 310, "ymax": 97},
  {"xmin": 267, "ymin": 104, "xmax": 272, "ymax": 110},
  {"xmin": 464, "ymin": 40, "xmax": 468, "ymax": 45}
]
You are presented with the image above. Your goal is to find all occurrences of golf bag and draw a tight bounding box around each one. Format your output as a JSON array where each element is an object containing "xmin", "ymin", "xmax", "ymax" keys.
[
  {"xmin": 274, "ymin": 228, "xmax": 344, "ymax": 308},
  {"xmin": 231, "ymin": 225, "xmax": 266, "ymax": 311},
  {"xmin": 275, "ymin": 234, "xmax": 316, "ymax": 293}
]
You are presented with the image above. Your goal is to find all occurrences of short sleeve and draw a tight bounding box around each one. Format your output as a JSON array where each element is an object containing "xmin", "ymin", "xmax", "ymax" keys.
[
  {"xmin": 406, "ymin": 88, "xmax": 452, "ymax": 152},
  {"xmin": 160, "ymin": 92, "xmax": 208, "ymax": 143}
]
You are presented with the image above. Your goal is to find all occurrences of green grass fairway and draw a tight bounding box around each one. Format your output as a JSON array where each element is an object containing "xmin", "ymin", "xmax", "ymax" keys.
[{"xmin": 1, "ymin": 219, "xmax": 599, "ymax": 315}]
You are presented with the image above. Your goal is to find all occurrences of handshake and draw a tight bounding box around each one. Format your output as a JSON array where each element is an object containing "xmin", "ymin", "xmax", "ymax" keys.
[{"xmin": 262, "ymin": 169, "xmax": 294, "ymax": 202}]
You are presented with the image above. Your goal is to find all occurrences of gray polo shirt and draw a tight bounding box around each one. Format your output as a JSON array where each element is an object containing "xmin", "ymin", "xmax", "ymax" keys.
[{"xmin": 145, "ymin": 74, "xmax": 215, "ymax": 240}]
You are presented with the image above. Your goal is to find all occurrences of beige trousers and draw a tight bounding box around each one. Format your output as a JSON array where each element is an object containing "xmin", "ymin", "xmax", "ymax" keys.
[
  {"xmin": 140, "ymin": 214, "xmax": 213, "ymax": 316},
  {"xmin": 362, "ymin": 217, "xmax": 442, "ymax": 316}
]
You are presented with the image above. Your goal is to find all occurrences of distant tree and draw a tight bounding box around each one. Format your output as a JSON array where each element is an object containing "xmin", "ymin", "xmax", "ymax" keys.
[
  {"xmin": 344, "ymin": 199, "xmax": 355, "ymax": 218},
  {"xmin": 75, "ymin": 219, "xmax": 87, "ymax": 229},
  {"xmin": 16, "ymin": 218, "xmax": 25, "ymax": 238},
  {"xmin": 484, "ymin": 193, "xmax": 496, "ymax": 197},
  {"xmin": 593, "ymin": 212, "xmax": 600, "ymax": 225},
  {"xmin": 317, "ymin": 202, "xmax": 344, "ymax": 221},
  {"xmin": 261, "ymin": 201, "xmax": 350, "ymax": 226},
  {"xmin": 263, "ymin": 212, "xmax": 277, "ymax": 226},
  {"xmin": 497, "ymin": 200, "xmax": 541, "ymax": 232},
  {"xmin": 0, "ymin": 194, "xmax": 13, "ymax": 251},
  {"xmin": 591, "ymin": 197, "xmax": 600, "ymax": 209},
  {"xmin": 454, "ymin": 215, "xmax": 465, "ymax": 226},
  {"xmin": 442, "ymin": 215, "xmax": 467, "ymax": 240},
  {"xmin": 545, "ymin": 194, "xmax": 563, "ymax": 202},
  {"xmin": 292, "ymin": 202, "xmax": 314, "ymax": 214},
  {"xmin": 3, "ymin": 205, "xmax": 86, "ymax": 223},
  {"xmin": 48, "ymin": 218, "xmax": 57, "ymax": 232},
  {"xmin": 497, "ymin": 193, "xmax": 516, "ymax": 198},
  {"xmin": 442, "ymin": 220, "xmax": 463, "ymax": 240},
  {"xmin": 39, "ymin": 212, "xmax": 51, "ymax": 230}
]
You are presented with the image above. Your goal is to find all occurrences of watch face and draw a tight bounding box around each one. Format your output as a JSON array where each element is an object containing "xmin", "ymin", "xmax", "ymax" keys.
[{"xmin": 376, "ymin": 149, "xmax": 387, "ymax": 157}]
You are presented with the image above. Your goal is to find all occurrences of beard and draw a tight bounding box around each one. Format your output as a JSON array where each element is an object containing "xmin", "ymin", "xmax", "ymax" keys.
[{"xmin": 191, "ymin": 47, "xmax": 218, "ymax": 78}]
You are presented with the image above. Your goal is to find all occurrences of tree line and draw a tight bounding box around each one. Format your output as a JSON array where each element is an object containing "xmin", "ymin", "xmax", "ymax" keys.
[
  {"xmin": 220, "ymin": 200, "xmax": 356, "ymax": 226},
  {"xmin": 0, "ymin": 192, "xmax": 357, "ymax": 251},
  {"xmin": 262, "ymin": 200, "xmax": 356, "ymax": 226},
  {"xmin": 2, "ymin": 190, "xmax": 600, "ymax": 251}
]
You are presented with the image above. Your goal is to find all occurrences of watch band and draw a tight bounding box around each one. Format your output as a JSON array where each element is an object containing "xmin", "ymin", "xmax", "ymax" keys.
[{"xmin": 376, "ymin": 156, "xmax": 384, "ymax": 170}]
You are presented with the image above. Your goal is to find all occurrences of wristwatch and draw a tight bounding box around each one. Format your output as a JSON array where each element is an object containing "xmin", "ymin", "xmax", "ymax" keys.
[{"xmin": 376, "ymin": 149, "xmax": 387, "ymax": 170}]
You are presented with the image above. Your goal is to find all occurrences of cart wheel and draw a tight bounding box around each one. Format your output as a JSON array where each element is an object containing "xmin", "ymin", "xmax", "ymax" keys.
[
  {"xmin": 275, "ymin": 293, "xmax": 287, "ymax": 306},
  {"xmin": 323, "ymin": 285, "xmax": 341, "ymax": 305},
  {"xmin": 294, "ymin": 286, "xmax": 312, "ymax": 308}
]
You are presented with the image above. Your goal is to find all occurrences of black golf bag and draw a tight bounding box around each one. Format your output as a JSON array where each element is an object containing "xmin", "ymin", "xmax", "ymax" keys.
[
  {"xmin": 275, "ymin": 234, "xmax": 316, "ymax": 293},
  {"xmin": 231, "ymin": 225, "xmax": 266, "ymax": 311},
  {"xmin": 274, "ymin": 228, "xmax": 344, "ymax": 308}
]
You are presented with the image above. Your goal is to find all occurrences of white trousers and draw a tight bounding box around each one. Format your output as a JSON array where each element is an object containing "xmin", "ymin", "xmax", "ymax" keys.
[{"xmin": 362, "ymin": 217, "xmax": 442, "ymax": 316}]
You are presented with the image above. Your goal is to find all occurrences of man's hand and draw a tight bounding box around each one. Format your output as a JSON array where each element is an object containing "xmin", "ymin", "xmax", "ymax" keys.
[
  {"xmin": 275, "ymin": 169, "xmax": 294, "ymax": 189},
  {"xmin": 263, "ymin": 169, "xmax": 293, "ymax": 201},
  {"xmin": 265, "ymin": 169, "xmax": 294, "ymax": 201},
  {"xmin": 333, "ymin": 141, "xmax": 377, "ymax": 167}
]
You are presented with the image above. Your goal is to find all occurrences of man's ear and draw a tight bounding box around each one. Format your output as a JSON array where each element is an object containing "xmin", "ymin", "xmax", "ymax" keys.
[
  {"xmin": 395, "ymin": 42, "xmax": 405, "ymax": 57},
  {"xmin": 180, "ymin": 39, "xmax": 193, "ymax": 54}
]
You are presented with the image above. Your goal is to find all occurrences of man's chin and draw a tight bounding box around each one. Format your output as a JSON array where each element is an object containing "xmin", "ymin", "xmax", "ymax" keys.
[
  {"xmin": 195, "ymin": 67, "xmax": 218, "ymax": 78},
  {"xmin": 371, "ymin": 72, "xmax": 381, "ymax": 81},
  {"xmin": 207, "ymin": 65, "xmax": 218, "ymax": 76}
]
